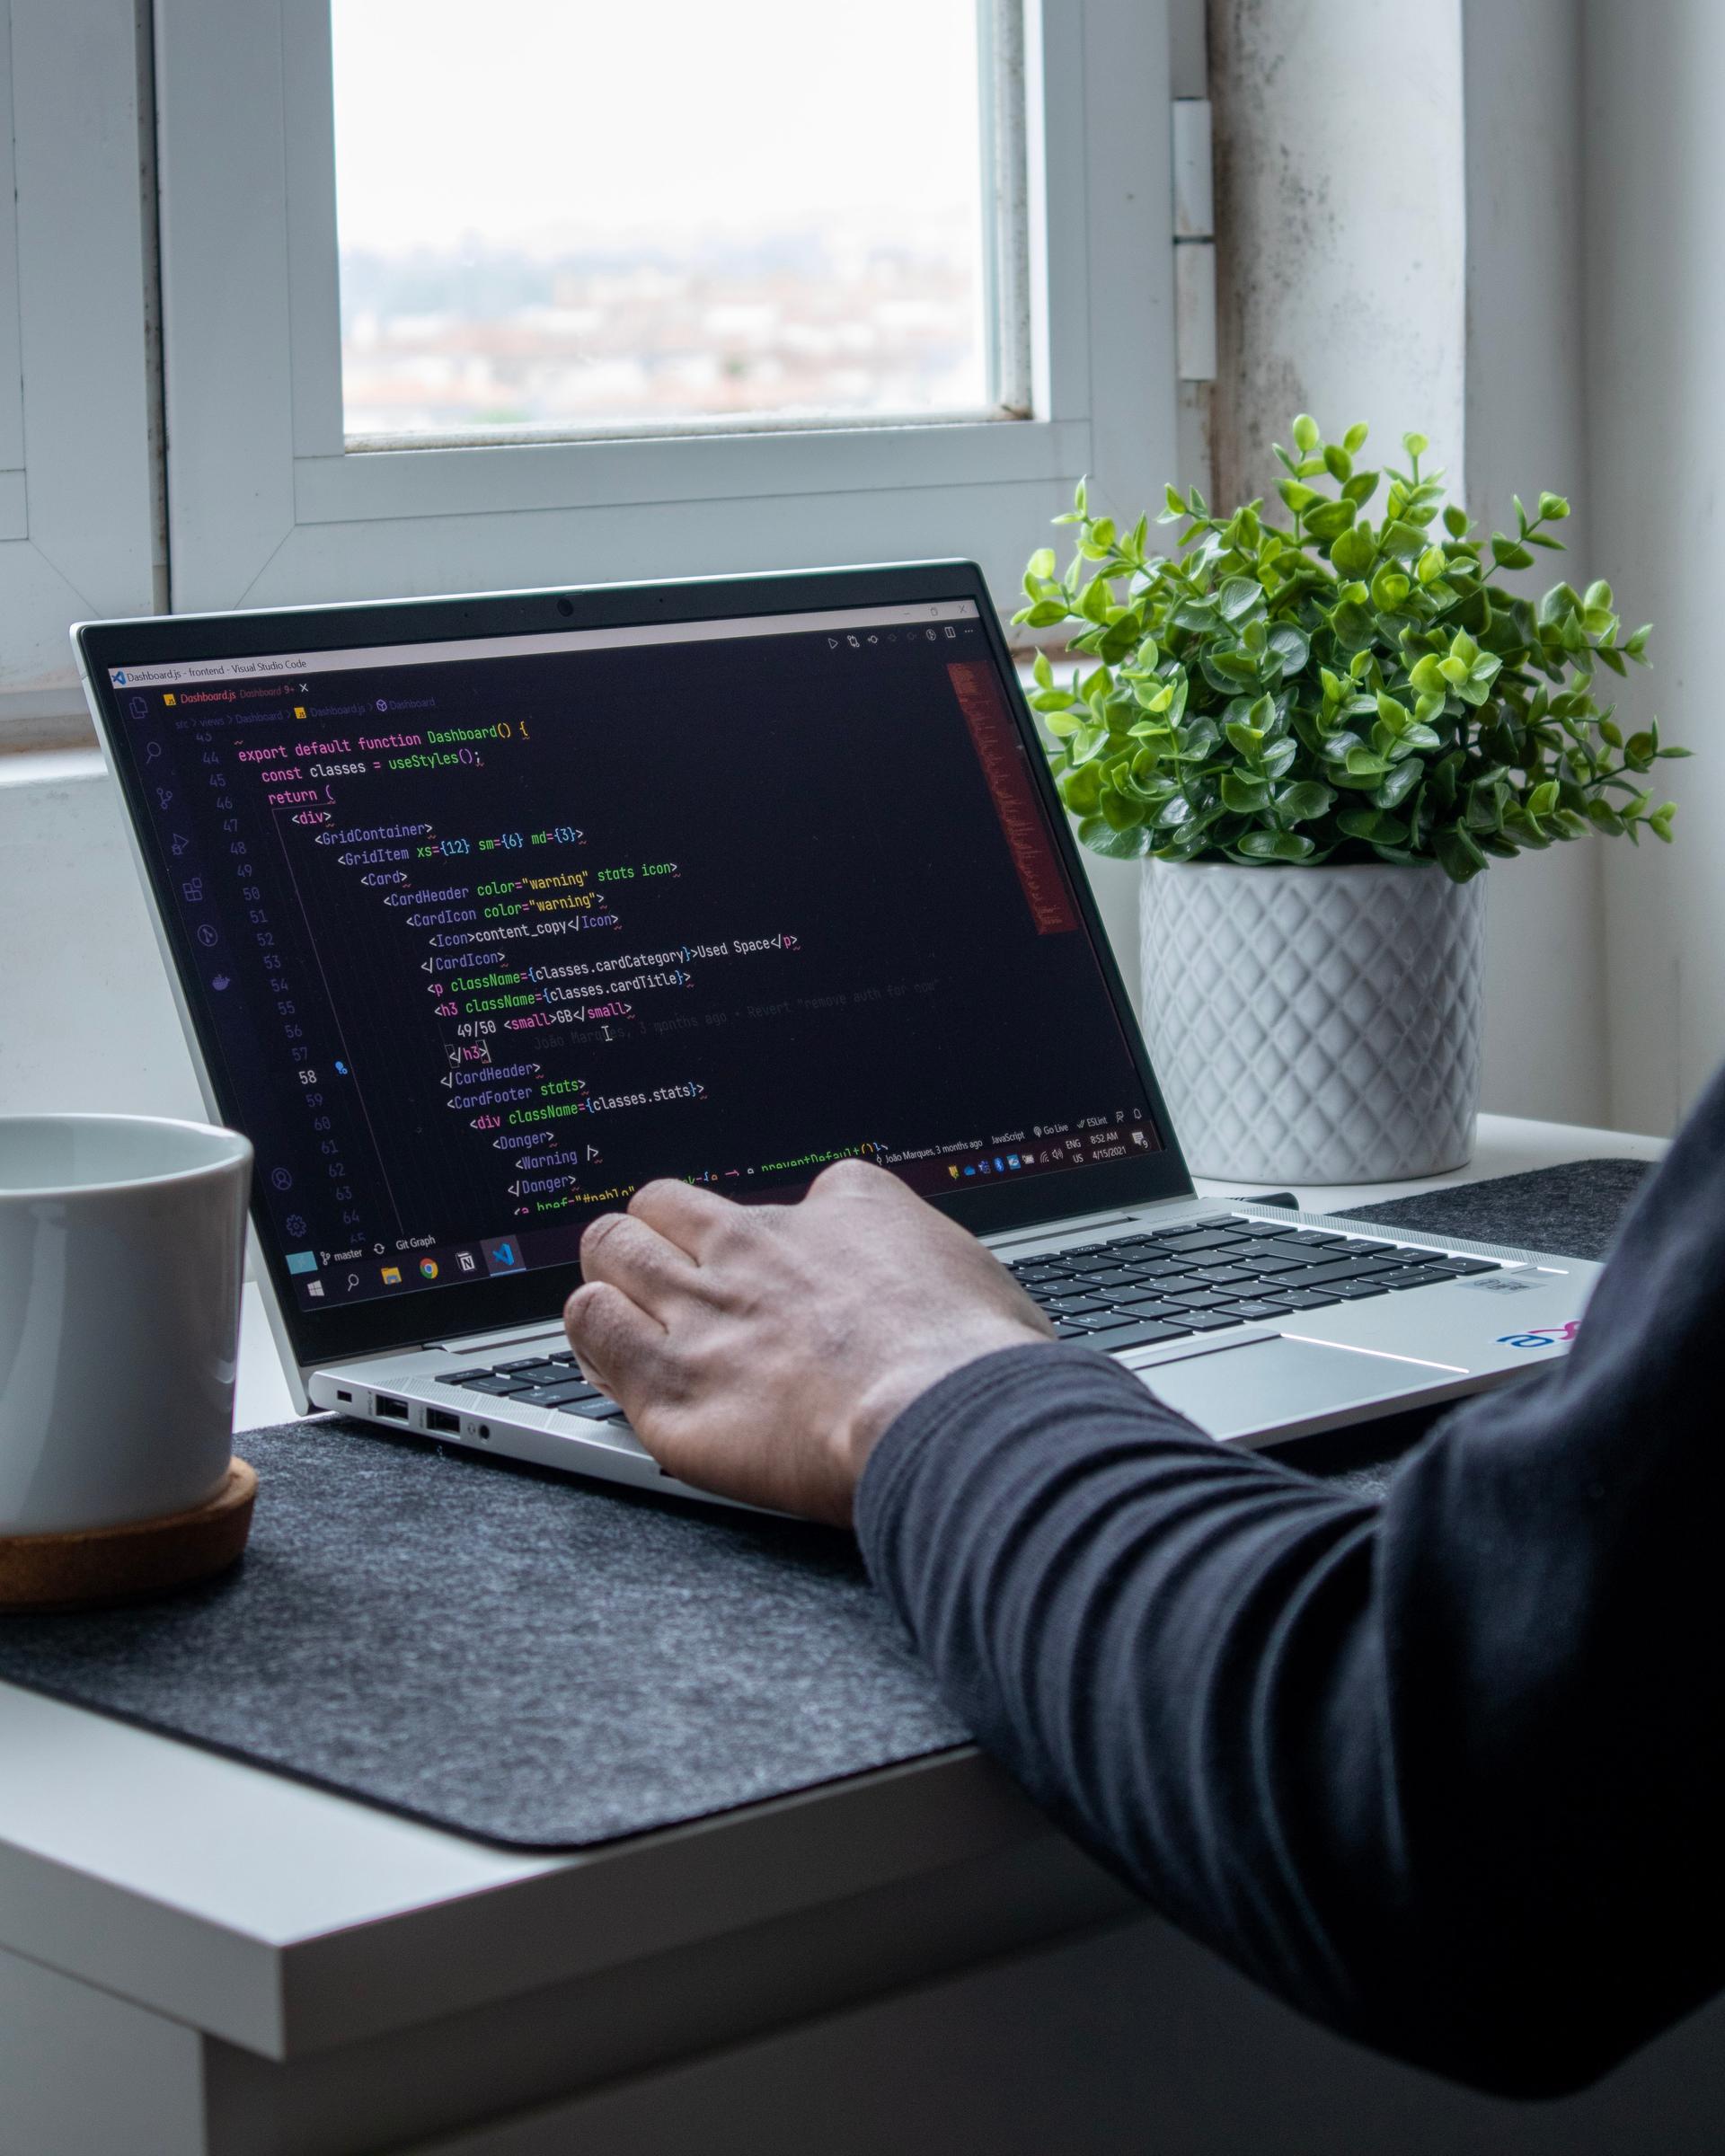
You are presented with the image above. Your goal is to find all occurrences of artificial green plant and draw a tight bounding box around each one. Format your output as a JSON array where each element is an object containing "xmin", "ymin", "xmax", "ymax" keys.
[{"xmin": 1017, "ymin": 417, "xmax": 1686, "ymax": 880}]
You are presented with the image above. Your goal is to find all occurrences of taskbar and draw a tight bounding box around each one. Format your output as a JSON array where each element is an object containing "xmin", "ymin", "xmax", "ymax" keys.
[{"xmin": 284, "ymin": 1111, "xmax": 1161, "ymax": 1309}]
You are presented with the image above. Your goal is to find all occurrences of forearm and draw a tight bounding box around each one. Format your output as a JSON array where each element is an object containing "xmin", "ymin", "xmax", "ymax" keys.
[
  {"xmin": 854, "ymin": 1345, "xmax": 1394, "ymax": 2042},
  {"xmin": 854, "ymin": 1333, "xmax": 1725, "ymax": 2098}
]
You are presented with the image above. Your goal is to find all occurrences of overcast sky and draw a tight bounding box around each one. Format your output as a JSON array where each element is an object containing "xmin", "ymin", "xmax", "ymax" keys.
[{"xmin": 332, "ymin": 0, "xmax": 985, "ymax": 252}]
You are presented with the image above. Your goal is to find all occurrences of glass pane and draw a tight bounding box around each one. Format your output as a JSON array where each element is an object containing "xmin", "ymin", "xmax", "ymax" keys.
[{"xmin": 332, "ymin": 0, "xmax": 1003, "ymax": 444}]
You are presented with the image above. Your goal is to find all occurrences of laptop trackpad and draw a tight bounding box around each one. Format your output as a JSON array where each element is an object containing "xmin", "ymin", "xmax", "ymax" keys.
[{"xmin": 1132, "ymin": 1335, "xmax": 1434, "ymax": 1443}]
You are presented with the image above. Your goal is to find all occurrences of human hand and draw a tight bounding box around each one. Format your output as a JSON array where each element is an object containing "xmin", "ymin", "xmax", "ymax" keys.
[{"xmin": 562, "ymin": 1159, "xmax": 1055, "ymax": 1524}]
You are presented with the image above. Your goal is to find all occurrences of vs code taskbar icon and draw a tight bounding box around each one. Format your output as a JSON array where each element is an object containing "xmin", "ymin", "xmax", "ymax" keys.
[{"xmin": 288, "ymin": 1239, "xmax": 498, "ymax": 1303}]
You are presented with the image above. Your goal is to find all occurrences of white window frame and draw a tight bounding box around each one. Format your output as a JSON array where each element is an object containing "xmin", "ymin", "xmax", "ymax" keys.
[
  {"xmin": 0, "ymin": 0, "xmax": 161, "ymax": 738},
  {"xmin": 155, "ymin": 0, "xmax": 1176, "ymax": 617}
]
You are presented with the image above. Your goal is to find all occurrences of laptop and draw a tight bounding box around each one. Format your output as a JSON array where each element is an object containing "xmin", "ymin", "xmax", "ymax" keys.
[{"xmin": 75, "ymin": 564, "xmax": 1598, "ymax": 1508}]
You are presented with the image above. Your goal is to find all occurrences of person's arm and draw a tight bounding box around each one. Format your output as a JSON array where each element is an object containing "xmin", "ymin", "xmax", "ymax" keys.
[
  {"xmin": 854, "ymin": 1087, "xmax": 1725, "ymax": 2097},
  {"xmin": 562, "ymin": 1074, "xmax": 1725, "ymax": 2097}
]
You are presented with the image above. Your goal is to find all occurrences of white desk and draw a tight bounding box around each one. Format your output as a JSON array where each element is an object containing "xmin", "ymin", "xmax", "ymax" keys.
[{"xmin": 7, "ymin": 1114, "xmax": 1710, "ymax": 2156}]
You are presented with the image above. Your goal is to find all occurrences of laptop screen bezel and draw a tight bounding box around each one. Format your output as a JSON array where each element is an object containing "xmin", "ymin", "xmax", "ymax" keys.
[{"xmin": 77, "ymin": 561, "xmax": 1197, "ymax": 1369}]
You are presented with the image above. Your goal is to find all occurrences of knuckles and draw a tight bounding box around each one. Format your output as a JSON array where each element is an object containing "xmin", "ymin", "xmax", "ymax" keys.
[{"xmin": 811, "ymin": 1157, "xmax": 884, "ymax": 1196}]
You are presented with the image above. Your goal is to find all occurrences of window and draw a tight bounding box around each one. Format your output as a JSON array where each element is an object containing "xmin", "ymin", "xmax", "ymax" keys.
[
  {"xmin": 155, "ymin": 0, "xmax": 1178, "ymax": 617},
  {"xmin": 332, "ymin": 0, "xmax": 1017, "ymax": 444},
  {"xmin": 0, "ymin": 0, "xmax": 159, "ymax": 738}
]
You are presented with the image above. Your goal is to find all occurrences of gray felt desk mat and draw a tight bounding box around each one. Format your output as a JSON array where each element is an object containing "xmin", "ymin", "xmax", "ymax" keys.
[{"xmin": 0, "ymin": 1157, "xmax": 1652, "ymax": 1850}]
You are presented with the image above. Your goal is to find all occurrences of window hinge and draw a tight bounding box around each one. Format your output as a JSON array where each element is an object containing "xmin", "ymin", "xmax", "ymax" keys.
[{"xmin": 1172, "ymin": 99, "xmax": 1216, "ymax": 383}]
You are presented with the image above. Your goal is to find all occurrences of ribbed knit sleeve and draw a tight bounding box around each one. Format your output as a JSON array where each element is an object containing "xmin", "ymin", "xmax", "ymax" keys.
[{"xmin": 855, "ymin": 1067, "xmax": 1725, "ymax": 2095}]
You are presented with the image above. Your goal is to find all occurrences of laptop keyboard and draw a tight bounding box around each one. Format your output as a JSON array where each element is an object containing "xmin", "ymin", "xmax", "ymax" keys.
[
  {"xmin": 428, "ymin": 1221, "xmax": 1501, "ymax": 1414},
  {"xmin": 1005, "ymin": 1220, "xmax": 1500, "ymax": 1348},
  {"xmin": 440, "ymin": 1351, "xmax": 627, "ymax": 1420}
]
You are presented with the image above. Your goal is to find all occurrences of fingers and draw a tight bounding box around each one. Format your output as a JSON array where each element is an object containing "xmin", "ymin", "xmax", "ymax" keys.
[
  {"xmin": 579, "ymin": 1207, "xmax": 699, "ymax": 1319},
  {"xmin": 562, "ymin": 1279, "xmax": 671, "ymax": 1401}
]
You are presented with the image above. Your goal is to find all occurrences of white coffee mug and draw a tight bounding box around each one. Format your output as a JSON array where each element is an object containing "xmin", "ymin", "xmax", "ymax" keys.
[{"xmin": 0, "ymin": 1116, "xmax": 252, "ymax": 1537}]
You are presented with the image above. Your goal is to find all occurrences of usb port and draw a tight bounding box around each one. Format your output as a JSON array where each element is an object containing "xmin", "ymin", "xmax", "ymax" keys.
[
  {"xmin": 424, "ymin": 1408, "xmax": 461, "ymax": 1436},
  {"xmin": 373, "ymin": 1395, "xmax": 409, "ymax": 1421}
]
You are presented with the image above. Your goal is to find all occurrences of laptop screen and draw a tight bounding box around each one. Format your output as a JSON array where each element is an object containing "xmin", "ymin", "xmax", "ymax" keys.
[{"xmin": 93, "ymin": 578, "xmax": 1178, "ymax": 1340}]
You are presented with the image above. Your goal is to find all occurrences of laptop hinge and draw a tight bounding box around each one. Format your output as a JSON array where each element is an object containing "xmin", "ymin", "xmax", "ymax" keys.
[
  {"xmin": 436, "ymin": 1319, "xmax": 570, "ymax": 1354},
  {"xmin": 985, "ymin": 1195, "xmax": 1202, "ymax": 1252}
]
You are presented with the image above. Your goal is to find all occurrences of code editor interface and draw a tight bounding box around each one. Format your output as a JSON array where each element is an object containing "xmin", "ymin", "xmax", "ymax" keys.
[{"xmin": 111, "ymin": 600, "xmax": 1163, "ymax": 1312}]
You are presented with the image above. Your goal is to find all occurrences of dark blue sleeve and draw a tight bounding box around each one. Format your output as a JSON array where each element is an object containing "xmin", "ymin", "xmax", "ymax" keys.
[{"xmin": 854, "ymin": 1071, "xmax": 1725, "ymax": 2098}]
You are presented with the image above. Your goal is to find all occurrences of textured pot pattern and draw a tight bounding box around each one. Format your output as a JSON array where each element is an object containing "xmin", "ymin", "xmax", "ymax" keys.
[{"xmin": 1138, "ymin": 860, "xmax": 1486, "ymax": 1185}]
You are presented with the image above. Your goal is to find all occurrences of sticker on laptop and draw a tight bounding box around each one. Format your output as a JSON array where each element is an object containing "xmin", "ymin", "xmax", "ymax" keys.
[
  {"xmin": 1494, "ymin": 1320, "xmax": 1582, "ymax": 1349},
  {"xmin": 1459, "ymin": 1273, "xmax": 1542, "ymax": 1294}
]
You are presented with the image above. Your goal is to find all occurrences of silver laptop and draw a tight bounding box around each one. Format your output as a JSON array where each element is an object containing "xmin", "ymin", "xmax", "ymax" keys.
[{"xmin": 76, "ymin": 565, "xmax": 1597, "ymax": 1509}]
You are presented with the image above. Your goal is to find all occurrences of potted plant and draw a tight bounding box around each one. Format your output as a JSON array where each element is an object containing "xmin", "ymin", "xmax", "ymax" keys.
[{"xmin": 1017, "ymin": 418, "xmax": 1687, "ymax": 1183}]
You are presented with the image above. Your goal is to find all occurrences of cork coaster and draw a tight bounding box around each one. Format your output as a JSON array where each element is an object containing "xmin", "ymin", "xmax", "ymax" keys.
[{"xmin": 0, "ymin": 1460, "xmax": 257, "ymax": 1614}]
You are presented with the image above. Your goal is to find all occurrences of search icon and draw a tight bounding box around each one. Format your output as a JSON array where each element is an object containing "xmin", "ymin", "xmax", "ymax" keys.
[
  {"xmin": 345, "ymin": 1272, "xmax": 360, "ymax": 1292},
  {"xmin": 143, "ymin": 741, "xmax": 162, "ymax": 764}
]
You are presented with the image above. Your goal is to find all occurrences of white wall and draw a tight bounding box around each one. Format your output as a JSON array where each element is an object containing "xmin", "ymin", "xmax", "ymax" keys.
[
  {"xmin": 1462, "ymin": 0, "xmax": 1608, "ymax": 1125},
  {"xmin": 1208, "ymin": 0, "xmax": 1467, "ymax": 515},
  {"xmin": 1583, "ymin": 0, "xmax": 1723, "ymax": 1131},
  {"xmin": 0, "ymin": 755, "xmax": 203, "ymax": 1121}
]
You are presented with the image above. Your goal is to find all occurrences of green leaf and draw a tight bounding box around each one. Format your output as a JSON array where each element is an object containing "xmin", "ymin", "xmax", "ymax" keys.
[
  {"xmin": 1380, "ymin": 519, "xmax": 1429, "ymax": 559},
  {"xmin": 1329, "ymin": 526, "xmax": 1376, "ymax": 579},
  {"xmin": 1278, "ymin": 479, "xmax": 1323, "ymax": 517},
  {"xmin": 1432, "ymin": 823, "xmax": 1489, "ymax": 882},
  {"xmin": 1343, "ymin": 745, "xmax": 1393, "ymax": 779},
  {"xmin": 1370, "ymin": 567, "xmax": 1412, "ymax": 612},
  {"xmin": 1220, "ymin": 772, "xmax": 1271, "ymax": 813},
  {"xmin": 1491, "ymin": 534, "xmax": 1535, "ymax": 570},
  {"xmin": 1343, "ymin": 422, "xmax": 1370, "ymax": 455},
  {"xmin": 1261, "ymin": 738, "xmax": 1299, "ymax": 779},
  {"xmin": 1323, "ymin": 445, "xmax": 1353, "ymax": 482},
  {"xmin": 1217, "ymin": 575, "xmax": 1264, "ymax": 622},
  {"xmin": 1224, "ymin": 719, "xmax": 1264, "ymax": 760},
  {"xmin": 1537, "ymin": 490, "xmax": 1570, "ymax": 521},
  {"xmin": 1235, "ymin": 828, "xmax": 1317, "ymax": 862},
  {"xmin": 1305, "ymin": 499, "xmax": 1358, "ymax": 543},
  {"xmin": 1402, "ymin": 432, "xmax": 1430, "ymax": 458},
  {"xmin": 1443, "ymin": 504, "xmax": 1470, "ymax": 539},
  {"xmin": 1292, "ymin": 413, "xmax": 1321, "ymax": 452},
  {"xmin": 1374, "ymin": 759, "xmax": 1423, "ymax": 811},
  {"xmin": 1527, "ymin": 779, "xmax": 1561, "ymax": 817},
  {"xmin": 1276, "ymin": 780, "xmax": 1335, "ymax": 823},
  {"xmin": 1408, "ymin": 652, "xmax": 1448, "ymax": 698},
  {"xmin": 1076, "ymin": 817, "xmax": 1154, "ymax": 860},
  {"xmin": 1266, "ymin": 623, "xmax": 1311, "ymax": 676},
  {"xmin": 1375, "ymin": 690, "xmax": 1412, "ymax": 734}
]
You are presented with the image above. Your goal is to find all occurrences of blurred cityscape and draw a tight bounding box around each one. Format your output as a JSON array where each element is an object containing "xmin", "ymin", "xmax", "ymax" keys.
[{"xmin": 339, "ymin": 216, "xmax": 992, "ymax": 441}]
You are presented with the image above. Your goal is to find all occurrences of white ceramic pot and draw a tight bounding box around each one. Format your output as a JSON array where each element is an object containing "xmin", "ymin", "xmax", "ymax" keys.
[{"xmin": 1138, "ymin": 859, "xmax": 1486, "ymax": 1186}]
